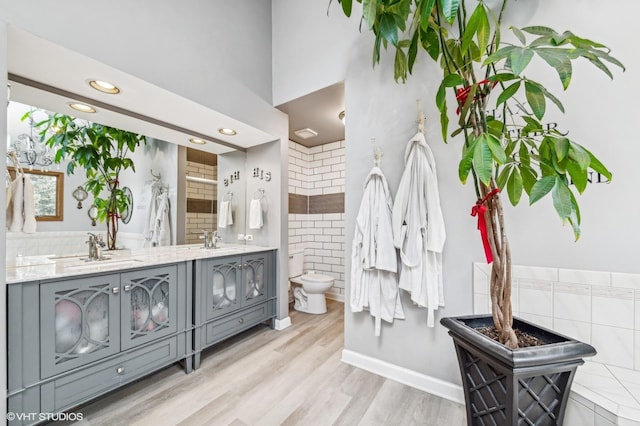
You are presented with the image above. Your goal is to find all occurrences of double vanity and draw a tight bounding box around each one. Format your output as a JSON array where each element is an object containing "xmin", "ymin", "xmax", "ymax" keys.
[{"xmin": 6, "ymin": 244, "xmax": 277, "ymax": 425}]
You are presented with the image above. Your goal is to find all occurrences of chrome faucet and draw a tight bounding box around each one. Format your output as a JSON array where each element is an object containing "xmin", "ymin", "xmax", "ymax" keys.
[
  {"xmin": 202, "ymin": 230, "xmax": 222, "ymax": 249},
  {"xmin": 86, "ymin": 233, "xmax": 106, "ymax": 260}
]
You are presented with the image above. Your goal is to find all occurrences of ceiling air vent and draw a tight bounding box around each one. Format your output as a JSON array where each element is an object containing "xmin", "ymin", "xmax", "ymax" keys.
[{"xmin": 293, "ymin": 128, "xmax": 318, "ymax": 139}]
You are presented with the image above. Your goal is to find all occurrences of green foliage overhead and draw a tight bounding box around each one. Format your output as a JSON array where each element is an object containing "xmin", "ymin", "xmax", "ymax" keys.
[{"xmin": 333, "ymin": 0, "xmax": 623, "ymax": 240}]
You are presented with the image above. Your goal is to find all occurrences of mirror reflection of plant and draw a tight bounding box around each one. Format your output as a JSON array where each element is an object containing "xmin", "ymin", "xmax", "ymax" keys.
[
  {"xmin": 334, "ymin": 0, "xmax": 624, "ymax": 348},
  {"xmin": 27, "ymin": 111, "xmax": 146, "ymax": 250}
]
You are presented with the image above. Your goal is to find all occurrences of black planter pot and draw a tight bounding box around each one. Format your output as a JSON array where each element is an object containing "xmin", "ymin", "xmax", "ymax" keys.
[{"xmin": 441, "ymin": 315, "xmax": 596, "ymax": 426}]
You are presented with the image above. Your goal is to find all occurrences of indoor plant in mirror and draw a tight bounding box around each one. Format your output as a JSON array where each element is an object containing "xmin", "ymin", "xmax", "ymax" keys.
[
  {"xmin": 332, "ymin": 0, "xmax": 623, "ymax": 424},
  {"xmin": 29, "ymin": 111, "xmax": 146, "ymax": 250}
]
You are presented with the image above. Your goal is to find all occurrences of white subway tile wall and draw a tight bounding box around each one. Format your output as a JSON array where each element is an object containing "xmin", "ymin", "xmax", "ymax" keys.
[{"xmin": 288, "ymin": 140, "xmax": 345, "ymax": 301}]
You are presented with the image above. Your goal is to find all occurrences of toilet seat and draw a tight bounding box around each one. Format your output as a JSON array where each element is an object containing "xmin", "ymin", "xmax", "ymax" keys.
[{"xmin": 300, "ymin": 273, "xmax": 332, "ymax": 283}]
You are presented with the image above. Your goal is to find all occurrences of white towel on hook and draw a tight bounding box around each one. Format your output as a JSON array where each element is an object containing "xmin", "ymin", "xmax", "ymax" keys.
[
  {"xmin": 8, "ymin": 176, "xmax": 24, "ymax": 232},
  {"xmin": 22, "ymin": 175, "xmax": 37, "ymax": 233},
  {"xmin": 249, "ymin": 199, "xmax": 263, "ymax": 229},
  {"xmin": 218, "ymin": 200, "xmax": 233, "ymax": 228}
]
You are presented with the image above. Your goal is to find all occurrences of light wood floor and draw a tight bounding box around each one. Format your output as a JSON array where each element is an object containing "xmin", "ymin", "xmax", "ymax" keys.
[{"xmin": 60, "ymin": 300, "xmax": 466, "ymax": 426}]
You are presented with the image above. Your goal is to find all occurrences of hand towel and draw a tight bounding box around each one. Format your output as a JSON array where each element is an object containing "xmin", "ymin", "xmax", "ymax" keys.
[
  {"xmin": 9, "ymin": 176, "xmax": 24, "ymax": 232},
  {"xmin": 22, "ymin": 175, "xmax": 37, "ymax": 233},
  {"xmin": 218, "ymin": 200, "xmax": 233, "ymax": 228},
  {"xmin": 249, "ymin": 199, "xmax": 263, "ymax": 229}
]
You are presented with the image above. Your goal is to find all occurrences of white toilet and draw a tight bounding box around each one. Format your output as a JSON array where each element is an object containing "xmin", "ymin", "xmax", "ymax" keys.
[{"xmin": 288, "ymin": 248, "xmax": 334, "ymax": 314}]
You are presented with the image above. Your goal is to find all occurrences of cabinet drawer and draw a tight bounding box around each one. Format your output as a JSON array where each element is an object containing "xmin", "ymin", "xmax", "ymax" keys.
[
  {"xmin": 41, "ymin": 336, "xmax": 180, "ymax": 413},
  {"xmin": 204, "ymin": 302, "xmax": 272, "ymax": 346}
]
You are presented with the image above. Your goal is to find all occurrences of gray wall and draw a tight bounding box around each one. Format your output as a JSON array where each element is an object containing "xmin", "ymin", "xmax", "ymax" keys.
[
  {"xmin": 0, "ymin": 19, "xmax": 8, "ymax": 421},
  {"xmin": 273, "ymin": 0, "xmax": 640, "ymax": 386}
]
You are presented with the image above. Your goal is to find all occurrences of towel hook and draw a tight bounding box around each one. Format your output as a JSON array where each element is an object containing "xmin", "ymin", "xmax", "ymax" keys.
[
  {"xmin": 370, "ymin": 138, "xmax": 383, "ymax": 167},
  {"xmin": 416, "ymin": 99, "xmax": 426, "ymax": 134}
]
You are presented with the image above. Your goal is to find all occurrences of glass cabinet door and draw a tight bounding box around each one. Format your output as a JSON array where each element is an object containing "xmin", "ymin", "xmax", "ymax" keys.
[
  {"xmin": 120, "ymin": 265, "xmax": 178, "ymax": 350},
  {"xmin": 242, "ymin": 253, "xmax": 269, "ymax": 306},
  {"xmin": 205, "ymin": 257, "xmax": 241, "ymax": 320},
  {"xmin": 40, "ymin": 274, "xmax": 121, "ymax": 378}
]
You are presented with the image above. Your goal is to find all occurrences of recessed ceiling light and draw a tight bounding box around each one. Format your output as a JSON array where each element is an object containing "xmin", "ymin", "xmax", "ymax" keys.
[
  {"xmin": 68, "ymin": 102, "xmax": 96, "ymax": 113},
  {"xmin": 189, "ymin": 138, "xmax": 207, "ymax": 145},
  {"xmin": 294, "ymin": 128, "xmax": 318, "ymax": 139},
  {"xmin": 218, "ymin": 128, "xmax": 237, "ymax": 136},
  {"xmin": 89, "ymin": 80, "xmax": 120, "ymax": 94}
]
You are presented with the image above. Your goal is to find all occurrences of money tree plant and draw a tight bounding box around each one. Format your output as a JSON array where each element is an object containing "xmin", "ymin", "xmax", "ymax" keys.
[{"xmin": 334, "ymin": 0, "xmax": 623, "ymax": 348}]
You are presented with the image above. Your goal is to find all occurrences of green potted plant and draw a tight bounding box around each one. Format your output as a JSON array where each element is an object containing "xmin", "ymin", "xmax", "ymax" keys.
[
  {"xmin": 333, "ymin": 0, "xmax": 623, "ymax": 424},
  {"xmin": 29, "ymin": 112, "xmax": 146, "ymax": 250}
]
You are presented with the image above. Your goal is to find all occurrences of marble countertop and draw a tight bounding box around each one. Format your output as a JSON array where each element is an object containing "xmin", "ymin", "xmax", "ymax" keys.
[{"xmin": 6, "ymin": 243, "xmax": 276, "ymax": 284}]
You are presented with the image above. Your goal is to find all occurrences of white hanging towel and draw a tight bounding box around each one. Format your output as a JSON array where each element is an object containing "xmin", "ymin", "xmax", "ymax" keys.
[
  {"xmin": 153, "ymin": 191, "xmax": 171, "ymax": 246},
  {"xmin": 22, "ymin": 175, "xmax": 37, "ymax": 233},
  {"xmin": 351, "ymin": 166, "xmax": 405, "ymax": 336},
  {"xmin": 392, "ymin": 132, "xmax": 446, "ymax": 327},
  {"xmin": 218, "ymin": 200, "xmax": 233, "ymax": 228},
  {"xmin": 143, "ymin": 183, "xmax": 160, "ymax": 247},
  {"xmin": 249, "ymin": 199, "xmax": 263, "ymax": 229}
]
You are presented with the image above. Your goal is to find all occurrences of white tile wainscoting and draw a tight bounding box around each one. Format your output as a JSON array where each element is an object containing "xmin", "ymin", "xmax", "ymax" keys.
[{"xmin": 474, "ymin": 263, "xmax": 640, "ymax": 425}]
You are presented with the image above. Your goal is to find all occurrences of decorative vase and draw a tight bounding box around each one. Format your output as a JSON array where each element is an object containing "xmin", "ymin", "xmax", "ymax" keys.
[{"xmin": 441, "ymin": 315, "xmax": 596, "ymax": 426}]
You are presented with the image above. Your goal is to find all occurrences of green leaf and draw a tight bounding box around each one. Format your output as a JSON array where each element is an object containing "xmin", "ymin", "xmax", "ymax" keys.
[
  {"xmin": 489, "ymin": 73, "xmax": 517, "ymax": 82},
  {"xmin": 443, "ymin": 73, "xmax": 464, "ymax": 87},
  {"xmin": 509, "ymin": 47, "xmax": 534, "ymax": 76},
  {"xmin": 419, "ymin": 0, "xmax": 436, "ymax": 30},
  {"xmin": 408, "ymin": 30, "xmax": 419, "ymax": 74},
  {"xmin": 566, "ymin": 161, "xmax": 587, "ymax": 194},
  {"xmin": 439, "ymin": 0, "xmax": 460, "ymax": 24},
  {"xmin": 520, "ymin": 166, "xmax": 537, "ymax": 194},
  {"xmin": 380, "ymin": 12, "xmax": 399, "ymax": 46},
  {"xmin": 475, "ymin": 4, "xmax": 490, "ymax": 54},
  {"xmin": 483, "ymin": 133, "xmax": 507, "ymax": 164},
  {"xmin": 552, "ymin": 177, "xmax": 572, "ymax": 219},
  {"xmin": 497, "ymin": 165, "xmax": 511, "ymax": 190},
  {"xmin": 421, "ymin": 26, "xmax": 440, "ymax": 60},
  {"xmin": 534, "ymin": 48, "xmax": 573, "ymax": 90},
  {"xmin": 554, "ymin": 137, "xmax": 570, "ymax": 161},
  {"xmin": 568, "ymin": 142, "xmax": 590, "ymax": 171},
  {"xmin": 521, "ymin": 26, "xmax": 556, "ymax": 36},
  {"xmin": 460, "ymin": 3, "xmax": 480, "ymax": 54},
  {"xmin": 518, "ymin": 142, "xmax": 531, "ymax": 167},
  {"xmin": 510, "ymin": 26, "xmax": 526, "ymax": 45},
  {"xmin": 568, "ymin": 190, "xmax": 582, "ymax": 241},
  {"xmin": 483, "ymin": 45, "xmax": 516, "ymax": 66},
  {"xmin": 339, "ymin": 0, "xmax": 353, "ymax": 17},
  {"xmin": 585, "ymin": 54, "xmax": 613, "ymax": 79},
  {"xmin": 529, "ymin": 175, "xmax": 555, "ymax": 204},
  {"xmin": 394, "ymin": 46, "xmax": 408, "ymax": 82},
  {"xmin": 524, "ymin": 80, "xmax": 546, "ymax": 120},
  {"xmin": 584, "ymin": 148, "xmax": 612, "ymax": 181},
  {"xmin": 507, "ymin": 167, "xmax": 523, "ymax": 205},
  {"xmin": 436, "ymin": 83, "xmax": 446, "ymax": 112},
  {"xmin": 496, "ymin": 81, "xmax": 520, "ymax": 106},
  {"xmin": 458, "ymin": 139, "xmax": 477, "ymax": 183},
  {"xmin": 473, "ymin": 136, "xmax": 493, "ymax": 185},
  {"xmin": 362, "ymin": 0, "xmax": 378, "ymax": 28}
]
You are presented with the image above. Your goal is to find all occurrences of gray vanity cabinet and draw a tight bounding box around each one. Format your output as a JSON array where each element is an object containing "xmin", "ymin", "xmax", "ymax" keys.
[
  {"xmin": 40, "ymin": 273, "xmax": 121, "ymax": 378},
  {"xmin": 7, "ymin": 262, "xmax": 191, "ymax": 426},
  {"xmin": 194, "ymin": 250, "xmax": 275, "ymax": 369}
]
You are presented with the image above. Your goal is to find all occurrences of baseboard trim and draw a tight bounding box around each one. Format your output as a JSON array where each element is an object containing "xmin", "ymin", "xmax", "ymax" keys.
[
  {"xmin": 326, "ymin": 292, "xmax": 345, "ymax": 303},
  {"xmin": 341, "ymin": 349, "xmax": 464, "ymax": 404},
  {"xmin": 274, "ymin": 316, "xmax": 292, "ymax": 331}
]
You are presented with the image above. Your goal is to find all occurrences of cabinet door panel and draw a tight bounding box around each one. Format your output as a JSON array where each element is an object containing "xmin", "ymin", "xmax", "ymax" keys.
[
  {"xmin": 121, "ymin": 265, "xmax": 178, "ymax": 350},
  {"xmin": 242, "ymin": 253, "xmax": 270, "ymax": 307},
  {"xmin": 40, "ymin": 274, "xmax": 121, "ymax": 378},
  {"xmin": 204, "ymin": 257, "xmax": 241, "ymax": 320}
]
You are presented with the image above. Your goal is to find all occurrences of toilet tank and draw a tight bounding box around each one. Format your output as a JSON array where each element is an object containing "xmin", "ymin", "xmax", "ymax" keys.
[{"xmin": 288, "ymin": 248, "xmax": 304, "ymax": 278}]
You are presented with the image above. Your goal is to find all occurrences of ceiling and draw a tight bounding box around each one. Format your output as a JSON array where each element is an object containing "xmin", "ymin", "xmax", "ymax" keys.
[
  {"xmin": 7, "ymin": 27, "xmax": 278, "ymax": 155},
  {"xmin": 276, "ymin": 82, "xmax": 345, "ymax": 147}
]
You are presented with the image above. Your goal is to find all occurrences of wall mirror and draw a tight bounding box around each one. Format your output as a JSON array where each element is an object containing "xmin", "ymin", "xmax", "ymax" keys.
[{"xmin": 7, "ymin": 166, "xmax": 64, "ymax": 221}]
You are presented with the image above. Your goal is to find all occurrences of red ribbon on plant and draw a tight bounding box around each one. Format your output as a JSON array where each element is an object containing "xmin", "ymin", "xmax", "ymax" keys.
[
  {"xmin": 471, "ymin": 188, "xmax": 500, "ymax": 263},
  {"xmin": 455, "ymin": 79, "xmax": 498, "ymax": 115}
]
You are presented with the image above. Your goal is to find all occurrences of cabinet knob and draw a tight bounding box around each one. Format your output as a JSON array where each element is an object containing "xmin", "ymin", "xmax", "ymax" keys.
[
  {"xmin": 112, "ymin": 287, "xmax": 119, "ymax": 294},
  {"xmin": 124, "ymin": 284, "xmax": 131, "ymax": 292},
  {"xmin": 116, "ymin": 366, "xmax": 125, "ymax": 375},
  {"xmin": 238, "ymin": 317, "xmax": 244, "ymax": 324}
]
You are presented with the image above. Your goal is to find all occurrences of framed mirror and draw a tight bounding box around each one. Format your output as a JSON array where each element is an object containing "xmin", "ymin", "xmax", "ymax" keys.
[{"xmin": 7, "ymin": 167, "xmax": 64, "ymax": 221}]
